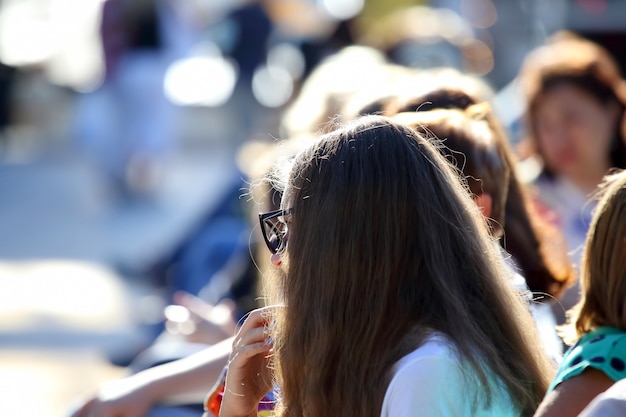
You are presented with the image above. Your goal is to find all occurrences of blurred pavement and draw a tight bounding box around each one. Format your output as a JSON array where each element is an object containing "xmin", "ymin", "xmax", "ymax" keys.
[{"xmin": 0, "ymin": 102, "xmax": 260, "ymax": 416}]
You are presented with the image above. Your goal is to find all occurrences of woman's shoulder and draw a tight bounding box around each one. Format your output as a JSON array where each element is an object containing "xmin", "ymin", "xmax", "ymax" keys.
[
  {"xmin": 393, "ymin": 332, "xmax": 457, "ymax": 367},
  {"xmin": 551, "ymin": 327, "xmax": 626, "ymax": 390},
  {"xmin": 381, "ymin": 333, "xmax": 466, "ymax": 416},
  {"xmin": 381, "ymin": 332, "xmax": 518, "ymax": 417},
  {"xmin": 387, "ymin": 332, "xmax": 461, "ymax": 391}
]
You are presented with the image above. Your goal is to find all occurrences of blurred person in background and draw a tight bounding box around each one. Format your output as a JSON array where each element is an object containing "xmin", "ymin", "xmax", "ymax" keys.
[
  {"xmin": 517, "ymin": 31, "xmax": 626, "ymax": 324},
  {"xmin": 78, "ymin": 0, "xmax": 196, "ymax": 200},
  {"xmin": 534, "ymin": 170, "xmax": 626, "ymax": 417},
  {"xmin": 0, "ymin": 61, "xmax": 16, "ymax": 151},
  {"xmin": 377, "ymin": 73, "xmax": 575, "ymax": 305},
  {"xmin": 392, "ymin": 97, "xmax": 574, "ymax": 360}
]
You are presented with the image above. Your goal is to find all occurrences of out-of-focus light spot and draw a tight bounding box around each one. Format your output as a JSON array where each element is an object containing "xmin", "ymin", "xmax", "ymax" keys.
[
  {"xmin": 323, "ymin": 47, "xmax": 389, "ymax": 96},
  {"xmin": 438, "ymin": 8, "xmax": 474, "ymax": 42},
  {"xmin": 164, "ymin": 55, "xmax": 237, "ymax": 107},
  {"xmin": 0, "ymin": 0, "xmax": 106, "ymax": 90},
  {"xmin": 267, "ymin": 43, "xmax": 305, "ymax": 81},
  {"xmin": 164, "ymin": 305, "xmax": 190, "ymax": 323},
  {"xmin": 252, "ymin": 64, "xmax": 293, "ymax": 108},
  {"xmin": 460, "ymin": 0, "xmax": 498, "ymax": 29},
  {"xmin": 46, "ymin": 0, "xmax": 105, "ymax": 91},
  {"xmin": 0, "ymin": 2, "xmax": 53, "ymax": 66},
  {"xmin": 322, "ymin": 0, "xmax": 364, "ymax": 20},
  {"xmin": 476, "ymin": 29, "xmax": 495, "ymax": 51},
  {"xmin": 163, "ymin": 304, "xmax": 196, "ymax": 336},
  {"xmin": 462, "ymin": 39, "xmax": 494, "ymax": 76}
]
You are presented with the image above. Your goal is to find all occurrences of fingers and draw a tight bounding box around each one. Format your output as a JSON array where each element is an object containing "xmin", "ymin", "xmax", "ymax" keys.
[
  {"xmin": 228, "ymin": 307, "xmax": 278, "ymax": 368},
  {"xmin": 235, "ymin": 306, "xmax": 281, "ymax": 334},
  {"xmin": 221, "ymin": 309, "xmax": 278, "ymax": 417},
  {"xmin": 231, "ymin": 327, "xmax": 270, "ymax": 363},
  {"xmin": 234, "ymin": 325, "xmax": 268, "ymax": 348},
  {"xmin": 230, "ymin": 339, "xmax": 272, "ymax": 365}
]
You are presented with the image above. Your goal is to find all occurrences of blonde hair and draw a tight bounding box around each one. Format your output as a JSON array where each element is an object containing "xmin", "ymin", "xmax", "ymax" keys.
[{"xmin": 560, "ymin": 170, "xmax": 626, "ymax": 345}]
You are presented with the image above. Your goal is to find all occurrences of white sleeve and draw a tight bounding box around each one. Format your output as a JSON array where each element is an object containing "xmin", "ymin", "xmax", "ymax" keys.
[{"xmin": 381, "ymin": 355, "xmax": 471, "ymax": 417}]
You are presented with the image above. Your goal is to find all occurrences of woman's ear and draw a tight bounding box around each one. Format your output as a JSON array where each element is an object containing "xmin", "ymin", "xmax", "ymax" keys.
[{"xmin": 474, "ymin": 192, "xmax": 493, "ymax": 219}]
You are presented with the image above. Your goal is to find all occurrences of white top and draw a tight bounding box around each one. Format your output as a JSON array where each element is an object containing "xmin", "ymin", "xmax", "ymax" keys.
[
  {"xmin": 534, "ymin": 174, "xmax": 595, "ymax": 323},
  {"xmin": 534, "ymin": 175, "xmax": 594, "ymax": 265},
  {"xmin": 381, "ymin": 333, "xmax": 519, "ymax": 417}
]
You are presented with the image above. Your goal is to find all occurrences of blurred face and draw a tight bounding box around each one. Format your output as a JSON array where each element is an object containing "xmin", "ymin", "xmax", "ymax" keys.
[{"xmin": 533, "ymin": 84, "xmax": 618, "ymax": 181}]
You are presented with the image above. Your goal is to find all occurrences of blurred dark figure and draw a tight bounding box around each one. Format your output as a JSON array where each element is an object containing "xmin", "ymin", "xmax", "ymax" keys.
[
  {"xmin": 298, "ymin": 17, "xmax": 357, "ymax": 78},
  {"xmin": 0, "ymin": 62, "xmax": 16, "ymax": 149},
  {"xmin": 215, "ymin": 1, "xmax": 273, "ymax": 142},
  {"xmin": 146, "ymin": 173, "xmax": 255, "ymax": 306},
  {"xmin": 77, "ymin": 0, "xmax": 194, "ymax": 200},
  {"xmin": 226, "ymin": 2, "xmax": 272, "ymax": 90}
]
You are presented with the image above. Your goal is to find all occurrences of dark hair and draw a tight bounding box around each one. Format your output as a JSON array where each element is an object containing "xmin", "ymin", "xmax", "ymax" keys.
[
  {"xmin": 393, "ymin": 106, "xmax": 510, "ymax": 237},
  {"xmin": 520, "ymin": 31, "xmax": 626, "ymax": 175},
  {"xmin": 389, "ymin": 87, "xmax": 480, "ymax": 114},
  {"xmin": 387, "ymin": 86, "xmax": 575, "ymax": 299},
  {"xmin": 268, "ymin": 115, "xmax": 553, "ymax": 417}
]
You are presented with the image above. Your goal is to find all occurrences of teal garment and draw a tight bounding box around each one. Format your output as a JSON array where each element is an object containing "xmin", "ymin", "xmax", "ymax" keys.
[{"xmin": 548, "ymin": 326, "xmax": 626, "ymax": 393}]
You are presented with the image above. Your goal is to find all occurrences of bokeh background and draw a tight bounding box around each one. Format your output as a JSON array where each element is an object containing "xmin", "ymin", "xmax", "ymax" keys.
[{"xmin": 0, "ymin": 0, "xmax": 624, "ymax": 416}]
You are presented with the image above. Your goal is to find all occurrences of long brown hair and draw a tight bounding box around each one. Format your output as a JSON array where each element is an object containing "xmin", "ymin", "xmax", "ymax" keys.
[
  {"xmin": 266, "ymin": 116, "xmax": 553, "ymax": 417},
  {"xmin": 393, "ymin": 106, "xmax": 510, "ymax": 238},
  {"xmin": 386, "ymin": 86, "xmax": 575, "ymax": 299},
  {"xmin": 561, "ymin": 170, "xmax": 626, "ymax": 345}
]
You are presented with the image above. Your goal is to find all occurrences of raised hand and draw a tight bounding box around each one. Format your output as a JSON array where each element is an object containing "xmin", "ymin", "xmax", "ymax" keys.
[{"xmin": 219, "ymin": 307, "xmax": 276, "ymax": 417}]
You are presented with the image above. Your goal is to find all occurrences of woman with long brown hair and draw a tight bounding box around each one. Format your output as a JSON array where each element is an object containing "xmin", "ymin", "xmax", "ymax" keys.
[
  {"xmin": 385, "ymin": 81, "xmax": 575, "ymax": 303},
  {"xmin": 386, "ymin": 85, "xmax": 575, "ymax": 359},
  {"xmin": 220, "ymin": 116, "xmax": 553, "ymax": 417}
]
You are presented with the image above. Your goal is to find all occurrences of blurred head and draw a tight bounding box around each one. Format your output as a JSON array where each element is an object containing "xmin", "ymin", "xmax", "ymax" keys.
[
  {"xmin": 264, "ymin": 115, "xmax": 552, "ymax": 417},
  {"xmin": 279, "ymin": 45, "xmax": 395, "ymax": 138},
  {"xmin": 387, "ymin": 85, "xmax": 576, "ymax": 298},
  {"xmin": 385, "ymin": 71, "xmax": 494, "ymax": 115},
  {"xmin": 520, "ymin": 32, "xmax": 626, "ymax": 181},
  {"xmin": 360, "ymin": 6, "xmax": 494, "ymax": 77},
  {"xmin": 564, "ymin": 170, "xmax": 626, "ymax": 344},
  {"xmin": 393, "ymin": 105, "xmax": 509, "ymax": 237}
]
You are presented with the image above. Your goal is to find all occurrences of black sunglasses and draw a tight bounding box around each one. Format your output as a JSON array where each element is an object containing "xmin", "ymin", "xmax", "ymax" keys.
[{"xmin": 259, "ymin": 208, "xmax": 293, "ymax": 254}]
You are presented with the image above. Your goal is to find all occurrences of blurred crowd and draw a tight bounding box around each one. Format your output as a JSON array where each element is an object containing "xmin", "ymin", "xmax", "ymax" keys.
[{"xmin": 2, "ymin": 0, "xmax": 626, "ymax": 417}]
